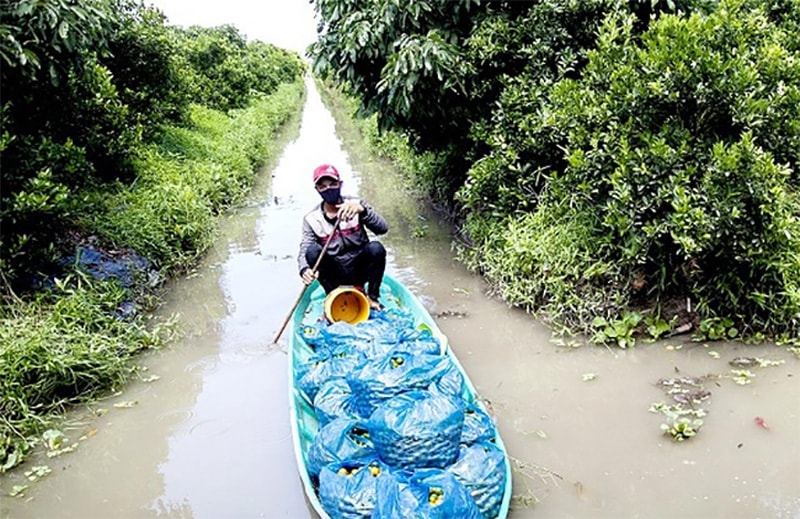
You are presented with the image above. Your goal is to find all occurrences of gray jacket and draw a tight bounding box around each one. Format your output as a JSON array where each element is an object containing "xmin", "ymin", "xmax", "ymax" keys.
[{"xmin": 297, "ymin": 196, "xmax": 388, "ymax": 274}]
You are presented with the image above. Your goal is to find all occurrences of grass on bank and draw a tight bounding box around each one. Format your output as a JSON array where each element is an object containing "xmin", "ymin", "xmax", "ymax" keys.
[
  {"xmin": 92, "ymin": 81, "xmax": 305, "ymax": 271},
  {"xmin": 0, "ymin": 78, "xmax": 306, "ymax": 473},
  {"xmin": 0, "ymin": 275, "xmax": 170, "ymax": 472}
]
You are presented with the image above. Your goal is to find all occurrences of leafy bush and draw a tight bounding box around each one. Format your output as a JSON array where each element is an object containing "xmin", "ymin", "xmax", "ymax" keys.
[
  {"xmin": 0, "ymin": 1, "xmax": 306, "ymax": 290},
  {"xmin": 0, "ymin": 56, "xmax": 140, "ymax": 287},
  {"xmin": 91, "ymin": 80, "xmax": 305, "ymax": 272},
  {"xmin": 0, "ymin": 0, "xmax": 136, "ymax": 288},
  {"xmin": 0, "ymin": 170, "xmax": 74, "ymax": 285},
  {"xmin": 310, "ymin": 0, "xmax": 716, "ymax": 206},
  {"xmin": 104, "ymin": 3, "xmax": 192, "ymax": 132},
  {"xmin": 315, "ymin": 78, "xmax": 450, "ymax": 208},
  {"xmin": 460, "ymin": 1, "xmax": 800, "ymax": 337},
  {"xmin": 177, "ymin": 25, "xmax": 305, "ymax": 111},
  {"xmin": 0, "ymin": 72, "xmax": 304, "ymax": 474},
  {"xmin": 0, "ymin": 0, "xmax": 114, "ymax": 80},
  {"xmin": 459, "ymin": 207, "xmax": 626, "ymax": 333}
]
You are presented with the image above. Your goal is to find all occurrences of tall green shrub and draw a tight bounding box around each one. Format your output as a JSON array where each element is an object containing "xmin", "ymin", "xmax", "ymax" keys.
[
  {"xmin": 103, "ymin": 2, "xmax": 192, "ymax": 132},
  {"xmin": 91, "ymin": 81, "xmax": 305, "ymax": 272},
  {"xmin": 0, "ymin": 0, "xmax": 133, "ymax": 288},
  {"xmin": 309, "ymin": 0, "xmax": 715, "ymax": 203},
  {"xmin": 176, "ymin": 25, "xmax": 305, "ymax": 111},
  {"xmin": 461, "ymin": 1, "xmax": 800, "ymax": 337},
  {"xmin": 0, "ymin": 1, "xmax": 305, "ymax": 290}
]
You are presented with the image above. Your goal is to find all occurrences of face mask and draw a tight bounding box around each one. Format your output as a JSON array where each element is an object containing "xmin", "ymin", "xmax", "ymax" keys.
[{"xmin": 319, "ymin": 187, "xmax": 341, "ymax": 205}]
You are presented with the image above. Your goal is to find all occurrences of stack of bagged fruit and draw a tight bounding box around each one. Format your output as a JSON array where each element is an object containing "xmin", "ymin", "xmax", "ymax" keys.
[{"xmin": 296, "ymin": 308, "xmax": 506, "ymax": 519}]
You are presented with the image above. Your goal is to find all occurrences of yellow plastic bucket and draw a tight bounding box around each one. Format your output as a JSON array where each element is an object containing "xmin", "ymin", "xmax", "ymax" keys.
[{"xmin": 324, "ymin": 286, "xmax": 370, "ymax": 325}]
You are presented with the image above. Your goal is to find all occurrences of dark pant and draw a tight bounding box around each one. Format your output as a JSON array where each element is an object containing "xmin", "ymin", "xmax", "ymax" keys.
[{"xmin": 306, "ymin": 241, "xmax": 387, "ymax": 300}]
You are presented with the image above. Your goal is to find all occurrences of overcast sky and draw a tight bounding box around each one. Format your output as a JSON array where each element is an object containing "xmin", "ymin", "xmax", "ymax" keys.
[{"xmin": 145, "ymin": 0, "xmax": 319, "ymax": 56}]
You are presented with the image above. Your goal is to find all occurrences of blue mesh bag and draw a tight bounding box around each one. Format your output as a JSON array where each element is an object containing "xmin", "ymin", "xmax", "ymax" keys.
[
  {"xmin": 353, "ymin": 328, "xmax": 443, "ymax": 360},
  {"xmin": 368, "ymin": 389, "xmax": 464, "ymax": 470},
  {"xmin": 354, "ymin": 315, "xmax": 404, "ymax": 344},
  {"xmin": 431, "ymin": 360, "xmax": 464, "ymax": 396},
  {"xmin": 319, "ymin": 321, "xmax": 383, "ymax": 351},
  {"xmin": 447, "ymin": 442, "xmax": 506, "ymax": 518},
  {"xmin": 370, "ymin": 306, "xmax": 417, "ymax": 330},
  {"xmin": 460, "ymin": 403, "xmax": 497, "ymax": 445},
  {"xmin": 355, "ymin": 329, "xmax": 443, "ymax": 361},
  {"xmin": 296, "ymin": 345, "xmax": 366, "ymax": 401},
  {"xmin": 373, "ymin": 468, "xmax": 482, "ymax": 519},
  {"xmin": 320, "ymin": 310, "xmax": 440, "ymax": 359},
  {"xmin": 318, "ymin": 319, "xmax": 415, "ymax": 361},
  {"xmin": 347, "ymin": 351, "xmax": 455, "ymax": 417},
  {"xmin": 314, "ymin": 378, "xmax": 360, "ymax": 426},
  {"xmin": 319, "ymin": 458, "xmax": 389, "ymax": 519},
  {"xmin": 307, "ymin": 418, "xmax": 374, "ymax": 478},
  {"xmin": 391, "ymin": 327, "xmax": 442, "ymax": 356},
  {"xmin": 299, "ymin": 321, "xmax": 328, "ymax": 351}
]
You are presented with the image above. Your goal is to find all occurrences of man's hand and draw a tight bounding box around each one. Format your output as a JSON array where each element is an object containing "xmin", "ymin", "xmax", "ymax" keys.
[
  {"xmin": 337, "ymin": 199, "xmax": 364, "ymax": 221},
  {"xmin": 301, "ymin": 267, "xmax": 317, "ymax": 286}
]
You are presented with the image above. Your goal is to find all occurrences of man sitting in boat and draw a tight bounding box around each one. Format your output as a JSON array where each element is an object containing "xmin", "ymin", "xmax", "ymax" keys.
[{"xmin": 298, "ymin": 164, "xmax": 388, "ymax": 310}]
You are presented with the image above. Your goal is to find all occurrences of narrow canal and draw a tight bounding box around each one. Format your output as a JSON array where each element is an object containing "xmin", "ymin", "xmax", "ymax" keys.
[{"xmin": 1, "ymin": 77, "xmax": 798, "ymax": 519}]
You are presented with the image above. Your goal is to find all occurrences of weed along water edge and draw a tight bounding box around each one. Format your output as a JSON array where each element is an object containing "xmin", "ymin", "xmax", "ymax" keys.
[{"xmin": 2, "ymin": 79, "xmax": 799, "ymax": 519}]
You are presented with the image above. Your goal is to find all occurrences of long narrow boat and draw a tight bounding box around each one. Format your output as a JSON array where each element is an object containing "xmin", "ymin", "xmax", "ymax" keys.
[{"xmin": 288, "ymin": 273, "xmax": 513, "ymax": 518}]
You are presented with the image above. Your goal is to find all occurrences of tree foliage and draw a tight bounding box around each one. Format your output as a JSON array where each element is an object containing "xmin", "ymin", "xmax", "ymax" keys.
[
  {"xmin": 0, "ymin": 0, "xmax": 113, "ymax": 81},
  {"xmin": 309, "ymin": 0, "xmax": 712, "ymax": 201},
  {"xmin": 311, "ymin": 0, "xmax": 800, "ymax": 338},
  {"xmin": 104, "ymin": 2, "xmax": 191, "ymax": 133},
  {"xmin": 0, "ymin": 0, "xmax": 305, "ymax": 291},
  {"xmin": 464, "ymin": 1, "xmax": 800, "ymax": 336},
  {"xmin": 309, "ymin": 0, "xmax": 487, "ymax": 199},
  {"xmin": 178, "ymin": 25, "xmax": 304, "ymax": 112}
]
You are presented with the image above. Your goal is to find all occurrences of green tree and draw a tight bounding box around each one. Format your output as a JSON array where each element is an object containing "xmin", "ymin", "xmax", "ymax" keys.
[
  {"xmin": 0, "ymin": 0, "xmax": 113, "ymax": 81},
  {"xmin": 461, "ymin": 1, "xmax": 800, "ymax": 336},
  {"xmin": 103, "ymin": 1, "xmax": 191, "ymax": 133},
  {"xmin": 176, "ymin": 25, "xmax": 304, "ymax": 111},
  {"xmin": 308, "ymin": 0, "xmax": 486, "ymax": 199},
  {"xmin": 0, "ymin": 0, "xmax": 129, "ymax": 288},
  {"xmin": 309, "ymin": 0, "xmax": 712, "ymax": 201},
  {"xmin": 310, "ymin": 0, "xmax": 799, "ymax": 338},
  {"xmin": 1, "ymin": 1, "xmax": 307, "ymax": 291}
]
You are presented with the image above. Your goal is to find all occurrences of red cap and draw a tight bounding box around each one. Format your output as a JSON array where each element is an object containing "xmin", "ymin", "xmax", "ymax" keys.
[{"xmin": 313, "ymin": 164, "xmax": 340, "ymax": 184}]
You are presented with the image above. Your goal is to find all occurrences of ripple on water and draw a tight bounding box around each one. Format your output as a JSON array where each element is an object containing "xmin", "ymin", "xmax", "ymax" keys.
[
  {"xmin": 156, "ymin": 408, "xmax": 196, "ymax": 426},
  {"xmin": 188, "ymin": 418, "xmax": 230, "ymax": 438},
  {"xmin": 183, "ymin": 356, "xmax": 221, "ymax": 375},
  {"xmin": 233, "ymin": 345, "xmax": 276, "ymax": 359}
]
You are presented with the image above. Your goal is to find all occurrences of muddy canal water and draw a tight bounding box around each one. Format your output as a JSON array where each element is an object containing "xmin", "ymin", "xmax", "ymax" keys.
[{"xmin": 2, "ymin": 77, "xmax": 799, "ymax": 519}]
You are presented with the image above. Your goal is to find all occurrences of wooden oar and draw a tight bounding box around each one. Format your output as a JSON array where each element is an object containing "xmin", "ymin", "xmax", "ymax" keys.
[{"xmin": 271, "ymin": 217, "xmax": 340, "ymax": 345}]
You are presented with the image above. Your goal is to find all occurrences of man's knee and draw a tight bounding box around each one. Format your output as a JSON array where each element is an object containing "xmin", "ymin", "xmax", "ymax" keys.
[
  {"xmin": 305, "ymin": 243, "xmax": 323, "ymax": 265},
  {"xmin": 365, "ymin": 241, "xmax": 386, "ymax": 260}
]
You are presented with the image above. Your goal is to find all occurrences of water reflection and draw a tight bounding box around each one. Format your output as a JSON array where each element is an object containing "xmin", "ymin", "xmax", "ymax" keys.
[{"xmin": 154, "ymin": 75, "xmax": 356, "ymax": 517}]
